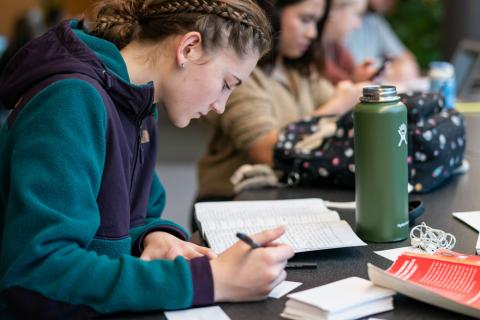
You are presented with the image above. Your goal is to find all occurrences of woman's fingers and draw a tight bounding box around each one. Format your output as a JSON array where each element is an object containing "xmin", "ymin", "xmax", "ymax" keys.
[{"xmin": 192, "ymin": 244, "xmax": 217, "ymax": 259}]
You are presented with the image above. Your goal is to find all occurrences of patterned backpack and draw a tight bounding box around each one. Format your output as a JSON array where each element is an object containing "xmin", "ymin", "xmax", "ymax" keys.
[{"xmin": 273, "ymin": 92, "xmax": 466, "ymax": 193}]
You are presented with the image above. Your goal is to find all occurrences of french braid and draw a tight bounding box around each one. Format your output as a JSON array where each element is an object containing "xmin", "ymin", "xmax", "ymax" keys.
[
  {"xmin": 143, "ymin": 0, "xmax": 266, "ymax": 40},
  {"xmin": 88, "ymin": 0, "xmax": 271, "ymax": 56}
]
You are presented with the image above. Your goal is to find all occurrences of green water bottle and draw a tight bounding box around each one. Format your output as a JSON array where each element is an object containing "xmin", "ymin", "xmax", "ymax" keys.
[{"xmin": 354, "ymin": 85, "xmax": 409, "ymax": 242}]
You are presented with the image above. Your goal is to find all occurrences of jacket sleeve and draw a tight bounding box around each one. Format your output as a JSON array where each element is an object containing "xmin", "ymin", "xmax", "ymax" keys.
[
  {"xmin": 130, "ymin": 173, "xmax": 190, "ymax": 257},
  {"xmin": 0, "ymin": 79, "xmax": 212, "ymax": 316}
]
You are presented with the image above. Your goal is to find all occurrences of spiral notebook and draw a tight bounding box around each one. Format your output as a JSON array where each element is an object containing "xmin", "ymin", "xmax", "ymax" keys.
[{"xmin": 194, "ymin": 198, "xmax": 366, "ymax": 254}]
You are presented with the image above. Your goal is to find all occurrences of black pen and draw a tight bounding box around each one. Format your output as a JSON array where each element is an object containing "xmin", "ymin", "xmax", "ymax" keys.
[
  {"xmin": 285, "ymin": 262, "xmax": 317, "ymax": 269},
  {"xmin": 236, "ymin": 232, "xmax": 317, "ymax": 269},
  {"xmin": 236, "ymin": 232, "xmax": 261, "ymax": 249}
]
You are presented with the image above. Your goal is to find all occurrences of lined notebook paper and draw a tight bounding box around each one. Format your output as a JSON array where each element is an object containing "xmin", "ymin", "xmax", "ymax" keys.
[{"xmin": 195, "ymin": 198, "xmax": 366, "ymax": 254}]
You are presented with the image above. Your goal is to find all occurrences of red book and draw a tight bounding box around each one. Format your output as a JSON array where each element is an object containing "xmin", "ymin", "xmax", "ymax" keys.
[{"xmin": 368, "ymin": 249, "xmax": 480, "ymax": 318}]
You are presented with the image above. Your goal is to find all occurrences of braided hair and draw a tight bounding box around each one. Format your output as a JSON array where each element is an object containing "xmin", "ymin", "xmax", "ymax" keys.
[{"xmin": 87, "ymin": 0, "xmax": 272, "ymax": 58}]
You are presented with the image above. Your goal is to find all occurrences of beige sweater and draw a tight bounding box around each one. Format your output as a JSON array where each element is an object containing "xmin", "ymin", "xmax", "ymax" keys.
[{"xmin": 197, "ymin": 66, "xmax": 335, "ymax": 198}]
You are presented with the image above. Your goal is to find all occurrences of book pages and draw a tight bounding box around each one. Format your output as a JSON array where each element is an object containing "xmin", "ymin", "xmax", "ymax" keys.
[{"xmin": 195, "ymin": 198, "xmax": 366, "ymax": 254}]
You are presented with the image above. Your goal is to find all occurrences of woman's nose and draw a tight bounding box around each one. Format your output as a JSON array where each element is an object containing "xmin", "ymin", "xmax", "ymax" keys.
[
  {"xmin": 305, "ymin": 23, "xmax": 317, "ymax": 40},
  {"xmin": 210, "ymin": 101, "xmax": 225, "ymax": 114}
]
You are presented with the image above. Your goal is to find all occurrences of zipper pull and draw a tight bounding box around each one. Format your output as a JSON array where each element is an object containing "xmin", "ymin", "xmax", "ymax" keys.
[
  {"xmin": 102, "ymin": 70, "xmax": 113, "ymax": 88},
  {"xmin": 138, "ymin": 121, "xmax": 145, "ymax": 165}
]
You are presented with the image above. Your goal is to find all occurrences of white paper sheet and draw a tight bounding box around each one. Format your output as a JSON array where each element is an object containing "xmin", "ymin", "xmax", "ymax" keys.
[
  {"xmin": 323, "ymin": 180, "xmax": 412, "ymax": 209},
  {"xmin": 204, "ymin": 220, "xmax": 366, "ymax": 254},
  {"xmin": 453, "ymin": 211, "xmax": 480, "ymax": 231},
  {"xmin": 286, "ymin": 277, "xmax": 395, "ymax": 312},
  {"xmin": 324, "ymin": 201, "xmax": 356, "ymax": 209},
  {"xmin": 374, "ymin": 246, "xmax": 426, "ymax": 262},
  {"xmin": 164, "ymin": 306, "xmax": 230, "ymax": 320},
  {"xmin": 269, "ymin": 281, "xmax": 303, "ymax": 299},
  {"xmin": 476, "ymin": 234, "xmax": 480, "ymax": 255}
]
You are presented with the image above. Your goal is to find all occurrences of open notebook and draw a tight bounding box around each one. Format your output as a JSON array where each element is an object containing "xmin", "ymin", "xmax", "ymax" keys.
[{"xmin": 194, "ymin": 198, "xmax": 366, "ymax": 254}]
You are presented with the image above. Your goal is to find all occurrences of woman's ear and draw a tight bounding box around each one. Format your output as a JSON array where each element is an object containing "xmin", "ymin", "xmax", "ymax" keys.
[{"xmin": 176, "ymin": 32, "xmax": 204, "ymax": 69}]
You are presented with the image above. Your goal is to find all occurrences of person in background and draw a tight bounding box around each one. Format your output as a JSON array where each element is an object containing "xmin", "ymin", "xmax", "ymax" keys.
[
  {"xmin": 196, "ymin": 0, "xmax": 363, "ymax": 207},
  {"xmin": 0, "ymin": 6, "xmax": 65, "ymax": 126},
  {"xmin": 343, "ymin": 0, "xmax": 419, "ymax": 82},
  {"xmin": 0, "ymin": 0, "xmax": 294, "ymax": 317},
  {"xmin": 322, "ymin": 0, "xmax": 378, "ymax": 84},
  {"xmin": 44, "ymin": 5, "xmax": 67, "ymax": 28},
  {"xmin": 0, "ymin": 9, "xmax": 45, "ymax": 126},
  {"xmin": 0, "ymin": 8, "xmax": 46, "ymax": 75}
]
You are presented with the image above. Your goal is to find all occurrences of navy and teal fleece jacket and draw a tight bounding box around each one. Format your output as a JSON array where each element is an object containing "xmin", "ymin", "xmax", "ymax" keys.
[{"xmin": 0, "ymin": 20, "xmax": 213, "ymax": 318}]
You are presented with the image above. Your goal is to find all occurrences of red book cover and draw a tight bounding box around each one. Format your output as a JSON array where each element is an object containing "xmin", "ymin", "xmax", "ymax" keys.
[{"xmin": 386, "ymin": 249, "xmax": 480, "ymax": 308}]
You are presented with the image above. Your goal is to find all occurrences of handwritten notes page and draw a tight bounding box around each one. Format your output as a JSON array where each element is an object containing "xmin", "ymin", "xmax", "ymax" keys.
[{"xmin": 195, "ymin": 198, "xmax": 366, "ymax": 254}]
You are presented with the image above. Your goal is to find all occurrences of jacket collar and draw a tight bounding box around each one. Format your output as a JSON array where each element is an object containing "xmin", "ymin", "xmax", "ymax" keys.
[{"xmin": 0, "ymin": 20, "xmax": 154, "ymax": 118}]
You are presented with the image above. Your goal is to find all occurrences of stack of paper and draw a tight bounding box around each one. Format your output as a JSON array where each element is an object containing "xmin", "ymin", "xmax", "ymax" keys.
[{"xmin": 281, "ymin": 277, "xmax": 395, "ymax": 320}]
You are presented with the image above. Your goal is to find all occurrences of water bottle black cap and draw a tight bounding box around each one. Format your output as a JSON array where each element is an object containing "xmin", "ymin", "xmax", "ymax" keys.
[{"xmin": 360, "ymin": 85, "xmax": 400, "ymax": 103}]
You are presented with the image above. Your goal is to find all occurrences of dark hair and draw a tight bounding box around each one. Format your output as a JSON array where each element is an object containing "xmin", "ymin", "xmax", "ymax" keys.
[
  {"xmin": 257, "ymin": 0, "xmax": 331, "ymax": 76},
  {"xmin": 86, "ymin": 0, "xmax": 272, "ymax": 58}
]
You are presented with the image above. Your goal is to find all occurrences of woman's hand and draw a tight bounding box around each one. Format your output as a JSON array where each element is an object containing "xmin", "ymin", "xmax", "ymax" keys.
[
  {"xmin": 335, "ymin": 80, "xmax": 364, "ymax": 110},
  {"xmin": 352, "ymin": 59, "xmax": 377, "ymax": 82},
  {"xmin": 315, "ymin": 80, "xmax": 364, "ymax": 116},
  {"xmin": 210, "ymin": 227, "xmax": 294, "ymax": 302},
  {"xmin": 140, "ymin": 231, "xmax": 217, "ymax": 261}
]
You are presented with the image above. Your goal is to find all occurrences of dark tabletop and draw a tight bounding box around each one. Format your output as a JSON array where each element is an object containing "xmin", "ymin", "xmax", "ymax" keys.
[{"xmin": 110, "ymin": 113, "xmax": 480, "ymax": 320}]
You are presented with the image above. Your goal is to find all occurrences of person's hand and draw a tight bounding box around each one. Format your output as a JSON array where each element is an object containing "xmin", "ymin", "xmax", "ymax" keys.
[
  {"xmin": 230, "ymin": 164, "xmax": 279, "ymax": 194},
  {"xmin": 332, "ymin": 80, "xmax": 364, "ymax": 114},
  {"xmin": 352, "ymin": 59, "xmax": 377, "ymax": 82},
  {"xmin": 140, "ymin": 231, "xmax": 217, "ymax": 261},
  {"xmin": 210, "ymin": 227, "xmax": 294, "ymax": 302},
  {"xmin": 314, "ymin": 80, "xmax": 363, "ymax": 116}
]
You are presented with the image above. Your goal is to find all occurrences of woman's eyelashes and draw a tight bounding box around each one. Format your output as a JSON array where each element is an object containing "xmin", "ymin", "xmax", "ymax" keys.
[
  {"xmin": 300, "ymin": 14, "xmax": 318, "ymax": 25},
  {"xmin": 222, "ymin": 81, "xmax": 231, "ymax": 92}
]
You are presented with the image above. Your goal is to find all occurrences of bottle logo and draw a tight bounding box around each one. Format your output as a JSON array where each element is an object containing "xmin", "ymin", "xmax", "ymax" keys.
[
  {"xmin": 398, "ymin": 123, "xmax": 407, "ymax": 147},
  {"xmin": 397, "ymin": 220, "xmax": 409, "ymax": 228}
]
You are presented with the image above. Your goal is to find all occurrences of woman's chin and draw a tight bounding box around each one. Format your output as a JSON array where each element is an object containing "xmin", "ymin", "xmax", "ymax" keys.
[
  {"xmin": 283, "ymin": 50, "xmax": 304, "ymax": 60},
  {"xmin": 172, "ymin": 117, "xmax": 191, "ymax": 128}
]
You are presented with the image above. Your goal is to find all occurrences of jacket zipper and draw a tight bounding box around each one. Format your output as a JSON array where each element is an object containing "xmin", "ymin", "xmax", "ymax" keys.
[
  {"xmin": 130, "ymin": 118, "xmax": 144, "ymax": 194},
  {"xmin": 129, "ymin": 91, "xmax": 154, "ymax": 194}
]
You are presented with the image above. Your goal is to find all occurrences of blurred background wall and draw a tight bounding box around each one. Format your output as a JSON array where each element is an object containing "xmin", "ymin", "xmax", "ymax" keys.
[
  {"xmin": 384, "ymin": 0, "xmax": 480, "ymax": 69},
  {"xmin": 0, "ymin": 0, "xmax": 95, "ymax": 38},
  {"xmin": 2, "ymin": 0, "xmax": 479, "ymax": 70},
  {"xmin": 444, "ymin": 0, "xmax": 480, "ymax": 59}
]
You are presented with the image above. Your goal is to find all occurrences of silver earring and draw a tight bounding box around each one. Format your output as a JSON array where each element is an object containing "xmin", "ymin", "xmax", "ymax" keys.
[{"xmin": 180, "ymin": 63, "xmax": 185, "ymax": 69}]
